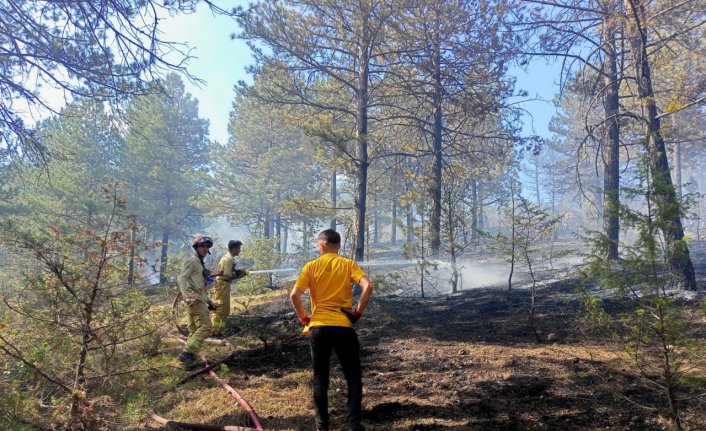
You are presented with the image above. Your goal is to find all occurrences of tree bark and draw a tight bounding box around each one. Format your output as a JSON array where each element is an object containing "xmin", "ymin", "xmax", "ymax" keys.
[
  {"xmin": 626, "ymin": 0, "xmax": 696, "ymax": 290},
  {"xmin": 430, "ymin": 14, "xmax": 443, "ymax": 258},
  {"xmin": 673, "ymin": 140, "xmax": 682, "ymax": 199},
  {"xmin": 477, "ymin": 181, "xmax": 485, "ymax": 233},
  {"xmin": 353, "ymin": 13, "xmax": 370, "ymax": 261},
  {"xmin": 276, "ymin": 213, "xmax": 282, "ymax": 253},
  {"xmin": 128, "ymin": 214, "xmax": 136, "ymax": 285},
  {"xmin": 72, "ymin": 279, "xmax": 98, "ymax": 416},
  {"xmin": 264, "ymin": 209, "xmax": 271, "ymax": 238},
  {"xmin": 533, "ymin": 155, "xmax": 541, "ymax": 206},
  {"xmin": 602, "ymin": 11, "xmax": 621, "ymax": 261},
  {"xmin": 391, "ymin": 200, "xmax": 397, "ymax": 245},
  {"xmin": 406, "ymin": 204, "xmax": 414, "ymax": 245},
  {"xmin": 159, "ymin": 227, "xmax": 169, "ymax": 285},
  {"xmin": 283, "ymin": 222, "xmax": 288, "ymax": 255},
  {"xmin": 330, "ymin": 170, "xmax": 337, "ymax": 230},
  {"xmin": 471, "ymin": 178, "xmax": 478, "ymax": 239},
  {"xmin": 508, "ymin": 183, "xmax": 516, "ymax": 292},
  {"xmin": 447, "ymin": 191, "xmax": 459, "ymax": 293},
  {"xmin": 373, "ymin": 195, "xmax": 379, "ymax": 245}
]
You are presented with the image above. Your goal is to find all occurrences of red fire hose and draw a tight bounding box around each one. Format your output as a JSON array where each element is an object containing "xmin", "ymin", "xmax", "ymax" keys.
[
  {"xmin": 168, "ymin": 336, "xmax": 265, "ymax": 430},
  {"xmin": 166, "ymin": 296, "xmax": 264, "ymax": 430},
  {"xmin": 206, "ymin": 367, "xmax": 264, "ymax": 430},
  {"xmin": 149, "ymin": 410, "xmax": 259, "ymax": 431}
]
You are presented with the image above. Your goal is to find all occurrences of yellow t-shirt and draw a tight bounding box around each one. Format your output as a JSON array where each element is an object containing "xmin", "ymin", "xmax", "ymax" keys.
[{"xmin": 293, "ymin": 252, "xmax": 366, "ymax": 328}]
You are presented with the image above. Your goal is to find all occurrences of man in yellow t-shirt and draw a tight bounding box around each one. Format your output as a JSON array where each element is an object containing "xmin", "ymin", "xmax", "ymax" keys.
[{"xmin": 290, "ymin": 229, "xmax": 373, "ymax": 431}]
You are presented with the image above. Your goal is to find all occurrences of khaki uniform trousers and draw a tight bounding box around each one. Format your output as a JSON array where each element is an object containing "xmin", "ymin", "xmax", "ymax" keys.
[
  {"xmin": 185, "ymin": 299, "xmax": 212, "ymax": 354},
  {"xmin": 211, "ymin": 279, "xmax": 231, "ymax": 334}
]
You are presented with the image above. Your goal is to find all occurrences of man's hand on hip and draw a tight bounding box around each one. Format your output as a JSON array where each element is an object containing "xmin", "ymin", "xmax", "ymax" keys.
[{"xmin": 341, "ymin": 308, "xmax": 362, "ymax": 324}]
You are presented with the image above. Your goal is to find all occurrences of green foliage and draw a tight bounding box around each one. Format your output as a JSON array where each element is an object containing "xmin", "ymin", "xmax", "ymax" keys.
[
  {"xmin": 0, "ymin": 1, "xmax": 215, "ymax": 160},
  {"xmin": 0, "ymin": 181, "xmax": 164, "ymax": 427},
  {"xmin": 123, "ymin": 73, "xmax": 211, "ymax": 282},
  {"xmin": 479, "ymin": 179, "xmax": 563, "ymax": 341},
  {"xmin": 204, "ymin": 86, "xmax": 326, "ymax": 240},
  {"xmin": 237, "ymin": 237, "xmax": 283, "ymax": 295},
  {"xmin": 216, "ymin": 363, "xmax": 229, "ymax": 379},
  {"xmin": 121, "ymin": 390, "xmax": 151, "ymax": 422},
  {"xmin": 369, "ymin": 271, "xmax": 403, "ymax": 296},
  {"xmin": 482, "ymin": 178, "xmax": 563, "ymax": 290},
  {"xmin": 579, "ymin": 156, "xmax": 705, "ymax": 429},
  {"xmin": 0, "ymin": 370, "xmax": 40, "ymax": 430}
]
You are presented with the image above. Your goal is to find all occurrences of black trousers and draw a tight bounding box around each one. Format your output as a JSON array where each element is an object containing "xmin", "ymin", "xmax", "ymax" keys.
[{"xmin": 310, "ymin": 326, "xmax": 363, "ymax": 430}]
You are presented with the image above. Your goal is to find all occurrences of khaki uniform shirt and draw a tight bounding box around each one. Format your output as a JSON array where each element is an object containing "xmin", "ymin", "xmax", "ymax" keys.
[
  {"xmin": 177, "ymin": 255, "xmax": 209, "ymax": 303},
  {"xmin": 216, "ymin": 253, "xmax": 235, "ymax": 284}
]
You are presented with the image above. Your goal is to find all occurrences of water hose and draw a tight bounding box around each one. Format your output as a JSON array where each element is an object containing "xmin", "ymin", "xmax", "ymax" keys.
[
  {"xmin": 149, "ymin": 410, "xmax": 258, "ymax": 431},
  {"xmin": 178, "ymin": 351, "xmax": 237, "ymax": 385},
  {"xmin": 171, "ymin": 336, "xmax": 264, "ymax": 430}
]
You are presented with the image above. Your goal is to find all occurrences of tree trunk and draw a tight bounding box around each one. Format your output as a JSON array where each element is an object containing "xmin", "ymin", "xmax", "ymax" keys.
[
  {"xmin": 478, "ymin": 181, "xmax": 485, "ymax": 233},
  {"xmin": 331, "ymin": 170, "xmax": 337, "ymax": 230},
  {"xmin": 551, "ymin": 189, "xmax": 559, "ymax": 240},
  {"xmin": 71, "ymin": 324, "xmax": 91, "ymax": 417},
  {"xmin": 264, "ymin": 211, "xmax": 271, "ymax": 238},
  {"xmin": 283, "ymin": 222, "xmax": 289, "ymax": 255},
  {"xmin": 447, "ymin": 191, "xmax": 458, "ymax": 293},
  {"xmin": 479, "ymin": 206, "xmax": 485, "ymax": 232},
  {"xmin": 470, "ymin": 178, "xmax": 478, "ymax": 239},
  {"xmin": 128, "ymin": 214, "xmax": 136, "ymax": 285},
  {"xmin": 533, "ymin": 155, "xmax": 541, "ymax": 206},
  {"xmin": 508, "ymin": 181, "xmax": 517, "ymax": 291},
  {"xmin": 626, "ymin": 0, "xmax": 696, "ymax": 290},
  {"xmin": 602, "ymin": 12, "xmax": 621, "ymax": 261},
  {"xmin": 430, "ymin": 16, "xmax": 443, "ymax": 258},
  {"xmin": 391, "ymin": 200, "xmax": 397, "ymax": 245},
  {"xmin": 406, "ymin": 204, "xmax": 413, "ymax": 245},
  {"xmin": 673, "ymin": 140, "xmax": 682, "ymax": 199},
  {"xmin": 159, "ymin": 228, "xmax": 169, "ymax": 285},
  {"xmin": 71, "ymin": 288, "xmax": 97, "ymax": 416},
  {"xmin": 276, "ymin": 213, "xmax": 282, "ymax": 253},
  {"xmin": 373, "ymin": 195, "xmax": 379, "ymax": 245},
  {"xmin": 353, "ymin": 16, "xmax": 370, "ymax": 261}
]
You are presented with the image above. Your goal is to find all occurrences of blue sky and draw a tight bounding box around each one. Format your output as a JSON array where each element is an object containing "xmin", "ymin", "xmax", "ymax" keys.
[
  {"xmin": 159, "ymin": 2, "xmax": 252, "ymax": 145},
  {"xmin": 513, "ymin": 60, "xmax": 563, "ymax": 138},
  {"xmin": 160, "ymin": 4, "xmax": 563, "ymax": 146}
]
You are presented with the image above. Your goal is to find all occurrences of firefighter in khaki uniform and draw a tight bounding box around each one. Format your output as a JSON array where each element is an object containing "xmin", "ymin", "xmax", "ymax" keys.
[
  {"xmin": 177, "ymin": 235, "xmax": 216, "ymax": 369},
  {"xmin": 211, "ymin": 240, "xmax": 249, "ymax": 338}
]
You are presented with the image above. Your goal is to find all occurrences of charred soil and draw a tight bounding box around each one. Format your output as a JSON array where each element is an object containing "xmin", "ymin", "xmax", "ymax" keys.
[{"xmin": 148, "ymin": 246, "xmax": 706, "ymax": 431}]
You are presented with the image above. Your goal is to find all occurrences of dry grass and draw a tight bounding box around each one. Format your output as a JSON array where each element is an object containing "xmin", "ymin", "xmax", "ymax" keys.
[{"xmin": 132, "ymin": 277, "xmax": 706, "ymax": 431}]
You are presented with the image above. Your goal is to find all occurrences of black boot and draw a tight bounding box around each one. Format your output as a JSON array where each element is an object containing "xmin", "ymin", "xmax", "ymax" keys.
[{"xmin": 177, "ymin": 351, "xmax": 202, "ymax": 370}]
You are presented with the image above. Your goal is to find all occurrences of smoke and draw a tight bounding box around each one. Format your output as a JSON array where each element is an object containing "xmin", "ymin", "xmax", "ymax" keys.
[
  {"xmin": 458, "ymin": 261, "xmax": 517, "ymax": 290},
  {"xmin": 358, "ymin": 252, "xmax": 582, "ymax": 295}
]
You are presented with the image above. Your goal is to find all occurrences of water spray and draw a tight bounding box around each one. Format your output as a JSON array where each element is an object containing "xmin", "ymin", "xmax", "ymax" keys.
[
  {"xmin": 356, "ymin": 259, "xmax": 451, "ymax": 267},
  {"xmin": 246, "ymin": 260, "xmax": 448, "ymax": 275},
  {"xmin": 247, "ymin": 268, "xmax": 297, "ymax": 275}
]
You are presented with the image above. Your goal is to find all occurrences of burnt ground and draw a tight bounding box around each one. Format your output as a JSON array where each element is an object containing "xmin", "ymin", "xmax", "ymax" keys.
[
  {"xmin": 214, "ymin": 296, "xmax": 705, "ymax": 428},
  {"xmin": 149, "ymin": 244, "xmax": 706, "ymax": 431}
]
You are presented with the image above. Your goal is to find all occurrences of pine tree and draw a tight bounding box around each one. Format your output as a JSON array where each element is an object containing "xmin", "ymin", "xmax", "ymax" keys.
[{"xmin": 123, "ymin": 74, "xmax": 210, "ymax": 284}]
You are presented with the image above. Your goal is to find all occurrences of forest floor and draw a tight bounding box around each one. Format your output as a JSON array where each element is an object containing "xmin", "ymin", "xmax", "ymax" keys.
[{"xmin": 137, "ymin": 244, "xmax": 706, "ymax": 431}]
